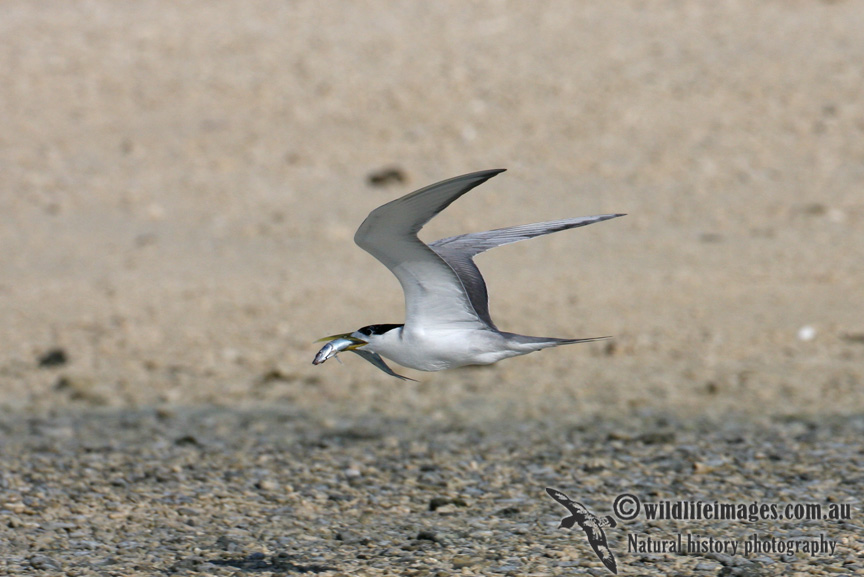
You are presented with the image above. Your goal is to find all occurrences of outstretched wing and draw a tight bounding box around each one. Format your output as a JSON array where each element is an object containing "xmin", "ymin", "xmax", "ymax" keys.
[
  {"xmin": 582, "ymin": 523, "xmax": 618, "ymax": 574},
  {"xmin": 431, "ymin": 215, "xmax": 625, "ymax": 328},
  {"xmin": 354, "ymin": 169, "xmax": 505, "ymax": 331},
  {"xmin": 545, "ymin": 487, "xmax": 573, "ymax": 506},
  {"xmin": 545, "ymin": 488, "xmax": 589, "ymax": 517}
]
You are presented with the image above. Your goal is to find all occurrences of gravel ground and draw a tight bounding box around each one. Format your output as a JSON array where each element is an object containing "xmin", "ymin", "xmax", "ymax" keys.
[{"xmin": 1, "ymin": 407, "xmax": 862, "ymax": 576}]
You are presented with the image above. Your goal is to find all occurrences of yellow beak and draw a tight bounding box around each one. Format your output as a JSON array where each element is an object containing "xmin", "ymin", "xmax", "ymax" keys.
[{"xmin": 313, "ymin": 333, "xmax": 367, "ymax": 350}]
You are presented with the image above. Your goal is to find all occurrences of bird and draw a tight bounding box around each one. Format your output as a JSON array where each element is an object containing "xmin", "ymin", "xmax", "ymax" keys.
[
  {"xmin": 545, "ymin": 487, "xmax": 618, "ymax": 574},
  {"xmin": 312, "ymin": 169, "xmax": 624, "ymax": 380}
]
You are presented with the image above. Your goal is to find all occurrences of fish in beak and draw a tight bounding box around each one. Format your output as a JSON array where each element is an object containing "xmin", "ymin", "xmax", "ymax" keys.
[
  {"xmin": 312, "ymin": 333, "xmax": 416, "ymax": 381},
  {"xmin": 312, "ymin": 334, "xmax": 366, "ymax": 365}
]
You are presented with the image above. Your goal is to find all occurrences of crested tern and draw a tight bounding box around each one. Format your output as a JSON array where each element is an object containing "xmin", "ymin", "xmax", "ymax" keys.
[{"xmin": 313, "ymin": 169, "xmax": 623, "ymax": 380}]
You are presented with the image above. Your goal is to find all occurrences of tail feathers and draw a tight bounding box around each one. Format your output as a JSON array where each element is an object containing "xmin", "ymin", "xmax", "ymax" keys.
[{"xmin": 503, "ymin": 333, "xmax": 611, "ymax": 351}]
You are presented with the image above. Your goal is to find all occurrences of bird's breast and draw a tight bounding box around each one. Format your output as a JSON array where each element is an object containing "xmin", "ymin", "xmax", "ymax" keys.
[{"xmin": 373, "ymin": 328, "xmax": 517, "ymax": 371}]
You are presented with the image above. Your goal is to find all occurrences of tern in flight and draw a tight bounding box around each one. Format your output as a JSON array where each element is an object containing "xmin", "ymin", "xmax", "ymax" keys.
[{"xmin": 313, "ymin": 169, "xmax": 623, "ymax": 380}]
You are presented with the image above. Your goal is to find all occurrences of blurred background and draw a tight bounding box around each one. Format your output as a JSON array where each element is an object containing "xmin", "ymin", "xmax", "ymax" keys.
[{"xmin": 2, "ymin": 0, "xmax": 862, "ymax": 423}]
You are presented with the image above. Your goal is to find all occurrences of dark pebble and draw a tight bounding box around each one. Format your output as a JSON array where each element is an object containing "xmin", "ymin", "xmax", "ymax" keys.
[
  {"xmin": 429, "ymin": 496, "xmax": 467, "ymax": 511},
  {"xmin": 367, "ymin": 167, "xmax": 407, "ymax": 187},
  {"xmin": 38, "ymin": 348, "xmax": 68, "ymax": 368}
]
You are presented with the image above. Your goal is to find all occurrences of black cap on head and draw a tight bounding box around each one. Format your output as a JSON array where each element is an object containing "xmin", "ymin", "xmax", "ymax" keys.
[{"xmin": 356, "ymin": 324, "xmax": 403, "ymax": 337}]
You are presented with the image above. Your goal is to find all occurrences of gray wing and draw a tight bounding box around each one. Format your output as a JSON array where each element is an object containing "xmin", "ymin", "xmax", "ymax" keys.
[
  {"xmin": 430, "ymin": 215, "xmax": 625, "ymax": 328},
  {"xmin": 354, "ymin": 169, "xmax": 506, "ymax": 331}
]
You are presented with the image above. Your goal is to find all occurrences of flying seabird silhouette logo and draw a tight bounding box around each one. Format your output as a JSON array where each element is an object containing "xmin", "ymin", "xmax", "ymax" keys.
[{"xmin": 545, "ymin": 487, "xmax": 618, "ymax": 574}]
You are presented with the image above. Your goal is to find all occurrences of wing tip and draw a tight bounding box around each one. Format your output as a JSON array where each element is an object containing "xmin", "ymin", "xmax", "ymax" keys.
[
  {"xmin": 545, "ymin": 487, "xmax": 566, "ymax": 500},
  {"xmin": 471, "ymin": 167, "xmax": 507, "ymax": 181}
]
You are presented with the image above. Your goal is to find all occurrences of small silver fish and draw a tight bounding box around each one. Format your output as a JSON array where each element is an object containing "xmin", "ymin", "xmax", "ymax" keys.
[
  {"xmin": 312, "ymin": 334, "xmax": 416, "ymax": 380},
  {"xmin": 312, "ymin": 337, "xmax": 356, "ymax": 365}
]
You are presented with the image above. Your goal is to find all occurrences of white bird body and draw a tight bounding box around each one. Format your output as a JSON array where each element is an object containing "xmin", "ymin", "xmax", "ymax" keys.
[
  {"xmin": 313, "ymin": 169, "xmax": 623, "ymax": 380},
  {"xmin": 356, "ymin": 325, "xmax": 523, "ymax": 372}
]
